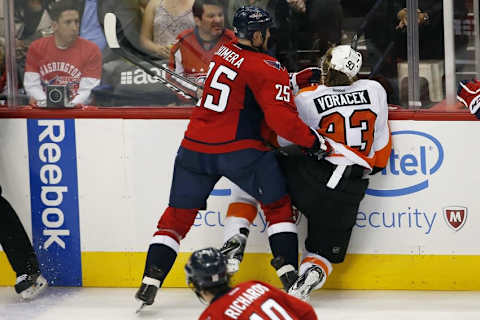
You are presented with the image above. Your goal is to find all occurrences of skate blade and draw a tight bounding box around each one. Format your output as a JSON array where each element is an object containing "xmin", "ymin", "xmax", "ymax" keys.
[
  {"xmin": 136, "ymin": 302, "xmax": 148, "ymax": 313},
  {"xmin": 21, "ymin": 275, "xmax": 48, "ymax": 299}
]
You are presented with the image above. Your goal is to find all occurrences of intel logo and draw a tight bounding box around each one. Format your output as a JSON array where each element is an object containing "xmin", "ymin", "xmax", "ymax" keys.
[{"xmin": 366, "ymin": 130, "xmax": 444, "ymax": 197}]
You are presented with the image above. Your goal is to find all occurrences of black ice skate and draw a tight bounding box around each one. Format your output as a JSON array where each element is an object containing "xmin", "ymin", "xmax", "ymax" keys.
[
  {"xmin": 135, "ymin": 267, "xmax": 165, "ymax": 313},
  {"xmin": 270, "ymin": 256, "xmax": 299, "ymax": 292},
  {"xmin": 220, "ymin": 231, "xmax": 248, "ymax": 275},
  {"xmin": 14, "ymin": 272, "xmax": 47, "ymax": 299},
  {"xmin": 288, "ymin": 265, "xmax": 324, "ymax": 301}
]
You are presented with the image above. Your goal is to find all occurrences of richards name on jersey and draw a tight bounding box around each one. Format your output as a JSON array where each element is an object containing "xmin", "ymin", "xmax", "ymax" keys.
[{"xmin": 314, "ymin": 89, "xmax": 372, "ymax": 112}]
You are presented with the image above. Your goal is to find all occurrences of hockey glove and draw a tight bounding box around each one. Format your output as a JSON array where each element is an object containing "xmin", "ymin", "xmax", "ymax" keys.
[
  {"xmin": 303, "ymin": 128, "xmax": 332, "ymax": 161},
  {"xmin": 289, "ymin": 67, "xmax": 322, "ymax": 95},
  {"xmin": 457, "ymin": 79, "xmax": 480, "ymax": 117}
]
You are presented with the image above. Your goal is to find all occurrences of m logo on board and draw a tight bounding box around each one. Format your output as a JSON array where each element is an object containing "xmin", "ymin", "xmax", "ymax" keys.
[{"xmin": 443, "ymin": 206, "xmax": 467, "ymax": 231}]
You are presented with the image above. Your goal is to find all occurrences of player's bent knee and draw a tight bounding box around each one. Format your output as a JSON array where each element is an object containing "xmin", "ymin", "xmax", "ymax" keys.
[
  {"xmin": 155, "ymin": 206, "xmax": 198, "ymax": 240},
  {"xmin": 261, "ymin": 194, "xmax": 295, "ymax": 225}
]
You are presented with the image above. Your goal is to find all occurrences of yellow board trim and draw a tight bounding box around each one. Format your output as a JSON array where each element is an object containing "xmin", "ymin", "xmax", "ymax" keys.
[{"xmin": 2, "ymin": 252, "xmax": 480, "ymax": 290}]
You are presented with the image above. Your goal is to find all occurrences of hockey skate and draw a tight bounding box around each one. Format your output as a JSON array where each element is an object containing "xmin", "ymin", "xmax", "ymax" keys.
[
  {"xmin": 288, "ymin": 265, "xmax": 324, "ymax": 301},
  {"xmin": 135, "ymin": 267, "xmax": 165, "ymax": 313},
  {"xmin": 270, "ymin": 256, "xmax": 299, "ymax": 291},
  {"xmin": 220, "ymin": 233, "xmax": 247, "ymax": 275},
  {"xmin": 15, "ymin": 273, "xmax": 47, "ymax": 299}
]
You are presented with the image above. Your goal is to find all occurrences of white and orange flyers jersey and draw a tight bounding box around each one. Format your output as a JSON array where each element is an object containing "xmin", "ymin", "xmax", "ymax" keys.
[{"xmin": 282, "ymin": 79, "xmax": 392, "ymax": 171}]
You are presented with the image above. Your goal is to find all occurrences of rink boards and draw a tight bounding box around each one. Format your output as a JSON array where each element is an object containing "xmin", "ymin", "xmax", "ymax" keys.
[{"xmin": 0, "ymin": 118, "xmax": 479, "ymax": 290}]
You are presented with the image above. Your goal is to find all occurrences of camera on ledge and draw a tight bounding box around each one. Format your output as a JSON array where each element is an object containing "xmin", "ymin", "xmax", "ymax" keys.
[{"xmin": 46, "ymin": 85, "xmax": 74, "ymax": 108}]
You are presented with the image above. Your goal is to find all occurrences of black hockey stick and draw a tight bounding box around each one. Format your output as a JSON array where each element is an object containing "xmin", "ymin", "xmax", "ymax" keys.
[
  {"xmin": 351, "ymin": 0, "xmax": 385, "ymax": 50},
  {"xmin": 103, "ymin": 12, "xmax": 200, "ymax": 100},
  {"xmin": 105, "ymin": 13, "xmax": 201, "ymax": 89}
]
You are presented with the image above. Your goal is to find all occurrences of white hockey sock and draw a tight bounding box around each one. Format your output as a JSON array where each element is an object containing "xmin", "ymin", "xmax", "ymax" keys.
[{"xmin": 223, "ymin": 216, "xmax": 250, "ymax": 242}]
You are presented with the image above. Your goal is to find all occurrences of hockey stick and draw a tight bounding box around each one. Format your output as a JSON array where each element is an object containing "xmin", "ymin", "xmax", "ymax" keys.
[
  {"xmin": 105, "ymin": 13, "xmax": 200, "ymax": 89},
  {"xmin": 351, "ymin": 0, "xmax": 385, "ymax": 50},
  {"xmin": 103, "ymin": 12, "xmax": 200, "ymax": 100}
]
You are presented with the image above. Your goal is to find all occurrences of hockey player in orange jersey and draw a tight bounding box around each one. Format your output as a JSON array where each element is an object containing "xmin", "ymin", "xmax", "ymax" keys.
[{"xmin": 220, "ymin": 44, "xmax": 392, "ymax": 300}]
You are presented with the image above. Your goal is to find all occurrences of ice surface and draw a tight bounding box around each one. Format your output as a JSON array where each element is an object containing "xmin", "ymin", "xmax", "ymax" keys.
[{"xmin": 1, "ymin": 287, "xmax": 480, "ymax": 320}]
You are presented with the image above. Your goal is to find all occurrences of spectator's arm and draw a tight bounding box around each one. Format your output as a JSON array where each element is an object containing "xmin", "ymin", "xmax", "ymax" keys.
[
  {"xmin": 71, "ymin": 77, "xmax": 101, "ymax": 105},
  {"xmin": 71, "ymin": 43, "xmax": 102, "ymax": 105},
  {"xmin": 140, "ymin": 0, "xmax": 169, "ymax": 58},
  {"xmin": 24, "ymin": 72, "xmax": 46, "ymax": 104},
  {"xmin": 23, "ymin": 42, "xmax": 46, "ymax": 104}
]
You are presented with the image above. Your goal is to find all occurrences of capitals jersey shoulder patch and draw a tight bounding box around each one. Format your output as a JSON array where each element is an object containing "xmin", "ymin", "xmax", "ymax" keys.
[{"xmin": 264, "ymin": 59, "xmax": 285, "ymax": 71}]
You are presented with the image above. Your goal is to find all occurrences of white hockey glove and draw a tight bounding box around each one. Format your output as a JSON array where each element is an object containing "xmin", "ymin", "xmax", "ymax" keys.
[{"xmin": 303, "ymin": 128, "xmax": 332, "ymax": 161}]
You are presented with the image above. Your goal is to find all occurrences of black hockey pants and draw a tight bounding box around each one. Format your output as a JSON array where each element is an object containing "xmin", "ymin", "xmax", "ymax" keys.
[{"xmin": 0, "ymin": 186, "xmax": 39, "ymax": 276}]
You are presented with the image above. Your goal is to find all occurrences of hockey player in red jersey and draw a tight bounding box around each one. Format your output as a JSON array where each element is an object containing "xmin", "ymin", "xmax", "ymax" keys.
[
  {"xmin": 134, "ymin": 6, "xmax": 330, "ymax": 311},
  {"xmin": 220, "ymin": 45, "xmax": 392, "ymax": 300},
  {"xmin": 457, "ymin": 79, "xmax": 480, "ymax": 119},
  {"xmin": 186, "ymin": 247, "xmax": 318, "ymax": 320}
]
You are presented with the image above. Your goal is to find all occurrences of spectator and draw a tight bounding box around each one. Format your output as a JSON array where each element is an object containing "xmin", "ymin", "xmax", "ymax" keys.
[
  {"xmin": 78, "ymin": 0, "xmax": 146, "ymax": 63},
  {"xmin": 257, "ymin": 0, "xmax": 343, "ymax": 71},
  {"xmin": 0, "ymin": 186, "xmax": 47, "ymax": 299},
  {"xmin": 346, "ymin": 1, "xmax": 468, "ymax": 82},
  {"xmin": 185, "ymin": 247, "xmax": 318, "ymax": 320},
  {"xmin": 140, "ymin": 0, "xmax": 195, "ymax": 59},
  {"xmin": 392, "ymin": 0, "xmax": 468, "ymax": 61},
  {"xmin": 169, "ymin": 0, "xmax": 235, "ymax": 80},
  {"xmin": 23, "ymin": 0, "xmax": 102, "ymax": 107},
  {"xmin": 0, "ymin": 0, "xmax": 54, "ymax": 86},
  {"xmin": 0, "ymin": 46, "xmax": 6, "ymax": 94}
]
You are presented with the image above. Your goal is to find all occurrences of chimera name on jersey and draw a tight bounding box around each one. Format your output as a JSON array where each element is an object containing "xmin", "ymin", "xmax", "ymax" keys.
[
  {"xmin": 314, "ymin": 89, "xmax": 371, "ymax": 112},
  {"xmin": 215, "ymin": 45, "xmax": 245, "ymax": 69}
]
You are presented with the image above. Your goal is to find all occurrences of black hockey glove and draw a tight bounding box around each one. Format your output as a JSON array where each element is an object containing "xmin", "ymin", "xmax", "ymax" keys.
[{"xmin": 303, "ymin": 128, "xmax": 332, "ymax": 161}]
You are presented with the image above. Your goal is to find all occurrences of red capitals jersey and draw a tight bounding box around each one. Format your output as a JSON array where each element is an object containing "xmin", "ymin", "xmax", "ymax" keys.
[
  {"xmin": 25, "ymin": 36, "xmax": 101, "ymax": 101},
  {"xmin": 199, "ymin": 281, "xmax": 317, "ymax": 320},
  {"xmin": 170, "ymin": 28, "xmax": 236, "ymax": 79},
  {"xmin": 181, "ymin": 42, "xmax": 315, "ymax": 153}
]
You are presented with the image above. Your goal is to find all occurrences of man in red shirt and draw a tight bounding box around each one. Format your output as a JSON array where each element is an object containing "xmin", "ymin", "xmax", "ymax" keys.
[
  {"xmin": 23, "ymin": 0, "xmax": 102, "ymax": 107},
  {"xmin": 169, "ymin": 0, "xmax": 236, "ymax": 82},
  {"xmin": 186, "ymin": 247, "xmax": 318, "ymax": 320},
  {"xmin": 135, "ymin": 6, "xmax": 329, "ymax": 311}
]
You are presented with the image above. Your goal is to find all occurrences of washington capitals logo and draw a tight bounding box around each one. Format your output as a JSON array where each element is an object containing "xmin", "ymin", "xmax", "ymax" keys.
[{"xmin": 264, "ymin": 60, "xmax": 285, "ymax": 71}]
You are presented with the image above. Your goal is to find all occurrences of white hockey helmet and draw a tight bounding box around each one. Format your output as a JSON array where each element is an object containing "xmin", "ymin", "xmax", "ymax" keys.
[{"xmin": 329, "ymin": 45, "xmax": 362, "ymax": 79}]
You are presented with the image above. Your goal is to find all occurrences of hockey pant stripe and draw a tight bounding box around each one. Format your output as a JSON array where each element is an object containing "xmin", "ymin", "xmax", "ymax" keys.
[
  {"xmin": 226, "ymin": 202, "xmax": 258, "ymax": 224},
  {"xmin": 301, "ymin": 255, "xmax": 333, "ymax": 276},
  {"xmin": 267, "ymin": 222, "xmax": 297, "ymax": 236},
  {"xmin": 153, "ymin": 206, "xmax": 198, "ymax": 243},
  {"xmin": 150, "ymin": 235, "xmax": 180, "ymax": 253}
]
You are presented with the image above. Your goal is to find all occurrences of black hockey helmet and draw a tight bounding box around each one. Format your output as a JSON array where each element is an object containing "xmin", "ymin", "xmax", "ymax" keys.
[
  {"xmin": 185, "ymin": 247, "xmax": 229, "ymax": 291},
  {"xmin": 232, "ymin": 6, "xmax": 273, "ymax": 41}
]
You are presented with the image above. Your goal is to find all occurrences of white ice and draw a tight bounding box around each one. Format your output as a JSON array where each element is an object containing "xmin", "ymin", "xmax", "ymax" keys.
[{"xmin": 1, "ymin": 287, "xmax": 480, "ymax": 320}]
